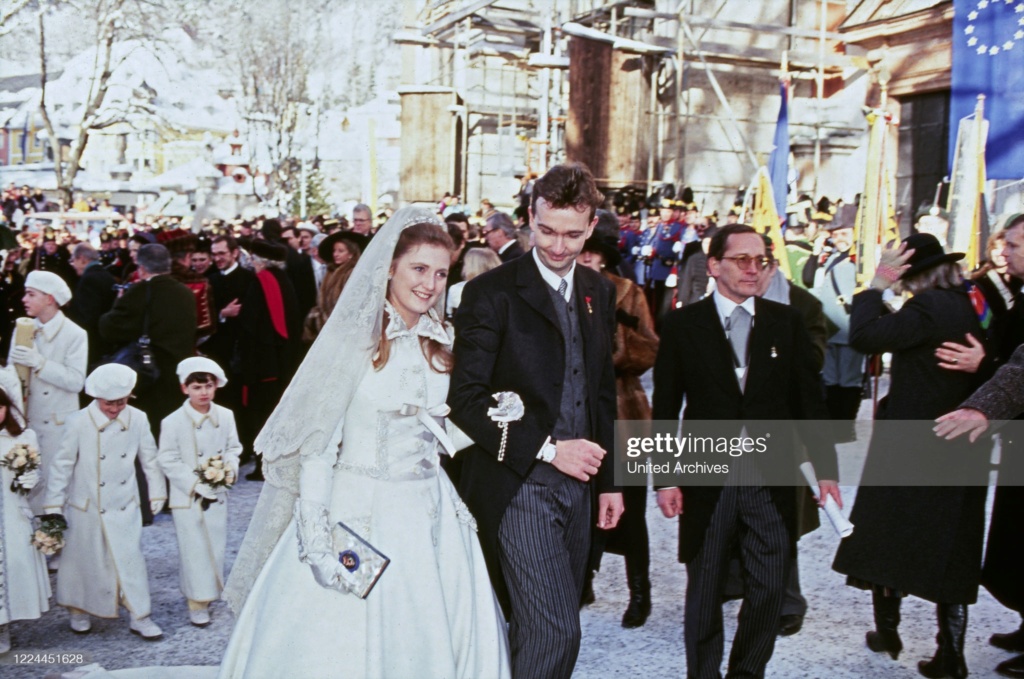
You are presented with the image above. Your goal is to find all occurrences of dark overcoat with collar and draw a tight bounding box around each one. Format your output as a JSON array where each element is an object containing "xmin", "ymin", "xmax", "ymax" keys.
[
  {"xmin": 448, "ymin": 253, "xmax": 618, "ymax": 611},
  {"xmin": 832, "ymin": 287, "xmax": 991, "ymax": 603},
  {"xmin": 652, "ymin": 295, "xmax": 838, "ymax": 564}
]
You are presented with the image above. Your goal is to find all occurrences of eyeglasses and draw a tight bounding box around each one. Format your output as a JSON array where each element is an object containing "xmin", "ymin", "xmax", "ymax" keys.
[
  {"xmin": 720, "ymin": 255, "xmax": 773, "ymax": 271},
  {"xmin": 481, "ymin": 229, "xmax": 496, "ymax": 237}
]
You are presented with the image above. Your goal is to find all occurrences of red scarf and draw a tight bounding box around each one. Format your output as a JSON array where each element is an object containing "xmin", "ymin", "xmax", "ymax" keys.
[{"xmin": 257, "ymin": 269, "xmax": 288, "ymax": 339}]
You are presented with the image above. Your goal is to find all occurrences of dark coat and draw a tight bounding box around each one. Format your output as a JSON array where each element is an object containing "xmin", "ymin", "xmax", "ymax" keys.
[
  {"xmin": 832, "ymin": 287, "xmax": 991, "ymax": 604},
  {"xmin": 448, "ymin": 254, "xmax": 618, "ymax": 610},
  {"xmin": 205, "ymin": 265, "xmax": 256, "ymax": 375},
  {"xmin": 99, "ymin": 275, "xmax": 198, "ymax": 433},
  {"xmin": 652, "ymin": 295, "xmax": 838, "ymax": 564},
  {"xmin": 69, "ymin": 262, "xmax": 118, "ymax": 365},
  {"xmin": 284, "ymin": 248, "xmax": 317, "ymax": 321},
  {"xmin": 788, "ymin": 282, "xmax": 828, "ymax": 372},
  {"xmin": 963, "ymin": 297, "xmax": 1024, "ymax": 612},
  {"xmin": 237, "ymin": 267, "xmax": 301, "ymax": 386},
  {"xmin": 497, "ymin": 240, "xmax": 525, "ymax": 263}
]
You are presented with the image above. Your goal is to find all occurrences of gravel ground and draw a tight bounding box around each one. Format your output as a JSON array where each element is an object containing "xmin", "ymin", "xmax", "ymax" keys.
[{"xmin": 2, "ymin": 380, "xmax": 1018, "ymax": 678}]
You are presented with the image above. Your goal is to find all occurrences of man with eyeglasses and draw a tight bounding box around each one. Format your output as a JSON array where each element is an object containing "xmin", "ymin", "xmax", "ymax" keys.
[
  {"xmin": 482, "ymin": 211, "xmax": 525, "ymax": 263},
  {"xmin": 653, "ymin": 223, "xmax": 840, "ymax": 679},
  {"xmin": 805, "ymin": 204, "xmax": 866, "ymax": 443},
  {"xmin": 350, "ymin": 204, "xmax": 374, "ymax": 237}
]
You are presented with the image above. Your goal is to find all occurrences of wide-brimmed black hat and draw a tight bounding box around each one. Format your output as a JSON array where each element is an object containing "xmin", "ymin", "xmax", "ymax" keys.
[
  {"xmin": 900, "ymin": 232, "xmax": 964, "ymax": 279},
  {"xmin": 250, "ymin": 239, "xmax": 288, "ymax": 263},
  {"xmin": 581, "ymin": 234, "xmax": 621, "ymax": 268},
  {"xmin": 318, "ymin": 230, "xmax": 367, "ymax": 263}
]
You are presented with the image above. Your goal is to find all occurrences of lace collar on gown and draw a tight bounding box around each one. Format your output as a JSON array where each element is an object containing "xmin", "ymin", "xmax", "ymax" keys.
[{"xmin": 383, "ymin": 299, "xmax": 451, "ymax": 346}]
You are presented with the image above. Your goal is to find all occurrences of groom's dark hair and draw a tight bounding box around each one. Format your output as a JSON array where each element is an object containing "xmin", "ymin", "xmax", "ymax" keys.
[{"xmin": 531, "ymin": 163, "xmax": 604, "ymax": 221}]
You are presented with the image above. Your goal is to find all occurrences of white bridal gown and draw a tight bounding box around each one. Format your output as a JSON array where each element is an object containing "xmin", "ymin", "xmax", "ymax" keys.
[{"xmin": 219, "ymin": 312, "xmax": 510, "ymax": 679}]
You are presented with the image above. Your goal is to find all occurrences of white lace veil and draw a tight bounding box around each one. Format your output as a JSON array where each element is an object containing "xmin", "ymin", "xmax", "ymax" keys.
[{"xmin": 223, "ymin": 206, "xmax": 449, "ymax": 613}]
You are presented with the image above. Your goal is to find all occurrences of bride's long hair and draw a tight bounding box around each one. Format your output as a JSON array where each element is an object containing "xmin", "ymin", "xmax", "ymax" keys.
[{"xmin": 374, "ymin": 221, "xmax": 455, "ymax": 373}]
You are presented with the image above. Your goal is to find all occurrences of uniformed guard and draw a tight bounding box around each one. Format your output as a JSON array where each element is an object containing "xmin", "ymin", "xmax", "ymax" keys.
[{"xmin": 640, "ymin": 197, "xmax": 686, "ymax": 328}]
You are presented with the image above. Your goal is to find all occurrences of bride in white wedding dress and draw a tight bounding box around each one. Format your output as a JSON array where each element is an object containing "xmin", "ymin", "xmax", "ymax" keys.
[{"xmin": 217, "ymin": 208, "xmax": 510, "ymax": 679}]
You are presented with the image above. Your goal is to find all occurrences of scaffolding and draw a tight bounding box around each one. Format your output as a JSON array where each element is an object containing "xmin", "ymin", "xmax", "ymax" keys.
[{"xmin": 399, "ymin": 0, "xmax": 870, "ymax": 211}]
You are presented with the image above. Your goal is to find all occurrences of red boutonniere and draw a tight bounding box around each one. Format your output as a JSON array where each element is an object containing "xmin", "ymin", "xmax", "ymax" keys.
[
  {"xmin": 849, "ymin": 253, "xmax": 857, "ymax": 264},
  {"xmin": 585, "ymin": 296, "xmax": 593, "ymax": 314}
]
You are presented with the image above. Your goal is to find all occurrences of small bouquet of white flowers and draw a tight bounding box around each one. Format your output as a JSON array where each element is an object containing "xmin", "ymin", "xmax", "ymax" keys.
[
  {"xmin": 32, "ymin": 514, "xmax": 67, "ymax": 555},
  {"xmin": 1, "ymin": 442, "xmax": 41, "ymax": 495},
  {"xmin": 194, "ymin": 454, "xmax": 235, "ymax": 510}
]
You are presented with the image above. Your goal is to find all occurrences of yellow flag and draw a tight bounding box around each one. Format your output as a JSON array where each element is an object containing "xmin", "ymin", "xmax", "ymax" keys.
[{"xmin": 750, "ymin": 166, "xmax": 791, "ymax": 280}]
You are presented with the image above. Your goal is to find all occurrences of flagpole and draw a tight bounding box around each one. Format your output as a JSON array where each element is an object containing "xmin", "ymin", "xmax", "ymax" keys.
[{"xmin": 971, "ymin": 95, "xmax": 986, "ymax": 270}]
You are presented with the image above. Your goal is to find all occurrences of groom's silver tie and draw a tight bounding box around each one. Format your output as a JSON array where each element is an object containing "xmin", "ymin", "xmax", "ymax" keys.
[{"xmin": 557, "ymin": 278, "xmax": 568, "ymax": 301}]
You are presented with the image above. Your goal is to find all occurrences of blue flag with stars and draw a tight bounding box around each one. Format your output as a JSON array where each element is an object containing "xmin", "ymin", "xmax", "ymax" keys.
[{"xmin": 950, "ymin": 0, "xmax": 1024, "ymax": 179}]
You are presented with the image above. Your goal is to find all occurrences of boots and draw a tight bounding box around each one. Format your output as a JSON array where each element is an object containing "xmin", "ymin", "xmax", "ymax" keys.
[
  {"xmin": 866, "ymin": 590, "xmax": 903, "ymax": 660},
  {"xmin": 621, "ymin": 574, "xmax": 652, "ymax": 628},
  {"xmin": 579, "ymin": 570, "xmax": 595, "ymax": 608},
  {"xmin": 918, "ymin": 603, "xmax": 969, "ymax": 679}
]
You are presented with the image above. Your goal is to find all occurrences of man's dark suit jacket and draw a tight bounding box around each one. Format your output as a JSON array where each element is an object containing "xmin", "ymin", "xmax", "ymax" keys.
[
  {"xmin": 497, "ymin": 240, "xmax": 525, "ymax": 263},
  {"xmin": 652, "ymin": 295, "xmax": 838, "ymax": 564},
  {"xmin": 284, "ymin": 248, "xmax": 317, "ymax": 320},
  {"xmin": 69, "ymin": 262, "xmax": 118, "ymax": 364},
  {"xmin": 99, "ymin": 275, "xmax": 198, "ymax": 430},
  {"xmin": 205, "ymin": 265, "xmax": 256, "ymax": 372},
  {"xmin": 448, "ymin": 254, "xmax": 618, "ymax": 608}
]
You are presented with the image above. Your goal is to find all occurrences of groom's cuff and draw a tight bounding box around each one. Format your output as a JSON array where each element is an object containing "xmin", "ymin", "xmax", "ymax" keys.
[{"xmin": 536, "ymin": 436, "xmax": 557, "ymax": 463}]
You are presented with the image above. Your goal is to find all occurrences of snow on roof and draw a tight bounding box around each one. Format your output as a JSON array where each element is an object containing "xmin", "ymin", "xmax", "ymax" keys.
[
  {"xmin": 41, "ymin": 32, "xmax": 241, "ymax": 134},
  {"xmin": 137, "ymin": 156, "xmax": 222, "ymax": 192}
]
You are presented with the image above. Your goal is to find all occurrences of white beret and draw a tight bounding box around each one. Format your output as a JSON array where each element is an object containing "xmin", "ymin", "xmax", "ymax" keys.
[
  {"xmin": 25, "ymin": 270, "xmax": 72, "ymax": 306},
  {"xmin": 86, "ymin": 364, "xmax": 138, "ymax": 400},
  {"xmin": 176, "ymin": 356, "xmax": 227, "ymax": 387},
  {"xmin": 297, "ymin": 222, "xmax": 320, "ymax": 235}
]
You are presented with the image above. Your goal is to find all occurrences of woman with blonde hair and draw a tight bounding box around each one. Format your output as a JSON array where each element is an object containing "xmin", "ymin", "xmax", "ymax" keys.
[{"xmin": 446, "ymin": 246, "xmax": 502, "ymax": 319}]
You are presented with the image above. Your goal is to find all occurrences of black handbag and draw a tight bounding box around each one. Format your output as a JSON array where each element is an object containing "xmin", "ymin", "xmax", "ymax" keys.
[{"xmin": 106, "ymin": 282, "xmax": 160, "ymax": 393}]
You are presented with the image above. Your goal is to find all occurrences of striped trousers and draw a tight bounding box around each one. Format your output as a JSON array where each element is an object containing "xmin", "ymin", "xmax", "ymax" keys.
[
  {"xmin": 498, "ymin": 475, "xmax": 590, "ymax": 679},
  {"xmin": 684, "ymin": 483, "xmax": 790, "ymax": 679}
]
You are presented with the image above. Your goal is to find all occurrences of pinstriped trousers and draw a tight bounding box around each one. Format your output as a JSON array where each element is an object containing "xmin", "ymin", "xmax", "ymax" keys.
[
  {"xmin": 684, "ymin": 482, "xmax": 790, "ymax": 679},
  {"xmin": 498, "ymin": 475, "xmax": 590, "ymax": 679}
]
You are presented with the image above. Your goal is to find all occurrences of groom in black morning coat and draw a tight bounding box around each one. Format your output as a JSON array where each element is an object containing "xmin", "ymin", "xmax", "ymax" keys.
[{"xmin": 449, "ymin": 163, "xmax": 624, "ymax": 679}]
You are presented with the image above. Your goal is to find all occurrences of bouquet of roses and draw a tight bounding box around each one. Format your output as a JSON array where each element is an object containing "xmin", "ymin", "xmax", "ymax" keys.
[
  {"xmin": 194, "ymin": 454, "xmax": 236, "ymax": 510},
  {"xmin": 0, "ymin": 442, "xmax": 41, "ymax": 495},
  {"xmin": 32, "ymin": 514, "xmax": 67, "ymax": 555}
]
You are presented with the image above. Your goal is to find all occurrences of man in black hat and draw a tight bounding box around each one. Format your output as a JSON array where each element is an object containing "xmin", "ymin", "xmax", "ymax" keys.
[{"xmin": 805, "ymin": 204, "xmax": 866, "ymax": 441}]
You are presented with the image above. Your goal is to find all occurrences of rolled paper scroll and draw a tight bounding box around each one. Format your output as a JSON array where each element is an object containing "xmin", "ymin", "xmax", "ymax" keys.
[
  {"xmin": 14, "ymin": 317, "xmax": 35, "ymax": 391},
  {"xmin": 799, "ymin": 461, "xmax": 854, "ymax": 538}
]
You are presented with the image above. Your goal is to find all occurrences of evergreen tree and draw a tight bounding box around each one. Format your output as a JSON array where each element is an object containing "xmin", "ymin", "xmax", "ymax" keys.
[{"xmin": 289, "ymin": 166, "xmax": 334, "ymax": 218}]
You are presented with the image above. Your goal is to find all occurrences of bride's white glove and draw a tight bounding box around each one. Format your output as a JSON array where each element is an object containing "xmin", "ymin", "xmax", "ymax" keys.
[{"xmin": 294, "ymin": 499, "xmax": 358, "ymax": 595}]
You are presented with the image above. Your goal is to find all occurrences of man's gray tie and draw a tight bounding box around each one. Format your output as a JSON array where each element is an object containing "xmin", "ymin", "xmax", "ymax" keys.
[
  {"xmin": 557, "ymin": 278, "xmax": 568, "ymax": 301},
  {"xmin": 726, "ymin": 305, "xmax": 752, "ymax": 392}
]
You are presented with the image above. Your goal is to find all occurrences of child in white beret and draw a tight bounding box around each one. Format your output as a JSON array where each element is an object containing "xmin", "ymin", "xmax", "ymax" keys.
[
  {"xmin": 40, "ymin": 363, "xmax": 166, "ymax": 640},
  {"xmin": 8, "ymin": 270, "xmax": 88, "ymax": 515},
  {"xmin": 157, "ymin": 356, "xmax": 241, "ymax": 627}
]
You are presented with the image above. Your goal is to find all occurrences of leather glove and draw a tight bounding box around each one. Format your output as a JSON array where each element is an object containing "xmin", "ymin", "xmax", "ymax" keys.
[
  {"xmin": 194, "ymin": 483, "xmax": 218, "ymax": 501},
  {"xmin": 10, "ymin": 345, "xmax": 42, "ymax": 369},
  {"xmin": 294, "ymin": 499, "xmax": 357, "ymax": 595},
  {"xmin": 16, "ymin": 468, "xmax": 40, "ymax": 491},
  {"xmin": 150, "ymin": 499, "xmax": 166, "ymax": 515}
]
